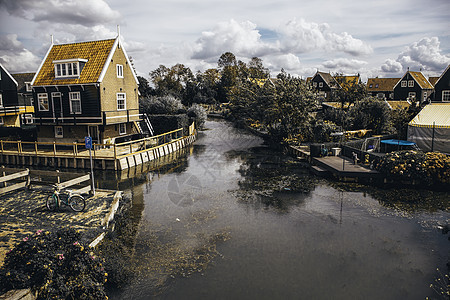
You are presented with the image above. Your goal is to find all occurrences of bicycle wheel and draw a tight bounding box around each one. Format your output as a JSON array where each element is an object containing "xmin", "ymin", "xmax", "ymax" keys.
[
  {"xmin": 69, "ymin": 195, "xmax": 85, "ymax": 212},
  {"xmin": 46, "ymin": 194, "xmax": 58, "ymax": 211}
]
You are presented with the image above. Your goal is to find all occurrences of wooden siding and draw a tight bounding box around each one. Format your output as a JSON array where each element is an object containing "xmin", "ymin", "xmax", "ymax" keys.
[
  {"xmin": 433, "ymin": 66, "xmax": 450, "ymax": 102},
  {"xmin": 393, "ymin": 73, "xmax": 433, "ymax": 101},
  {"xmin": 0, "ymin": 67, "xmax": 19, "ymax": 107}
]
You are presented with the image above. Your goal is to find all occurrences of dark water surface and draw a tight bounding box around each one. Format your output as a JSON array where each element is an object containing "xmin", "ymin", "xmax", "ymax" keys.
[{"xmin": 107, "ymin": 119, "xmax": 449, "ymax": 300}]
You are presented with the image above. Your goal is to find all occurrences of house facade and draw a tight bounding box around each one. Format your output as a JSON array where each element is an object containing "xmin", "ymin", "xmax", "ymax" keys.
[
  {"xmin": 309, "ymin": 71, "xmax": 339, "ymax": 101},
  {"xmin": 432, "ymin": 64, "xmax": 450, "ymax": 102},
  {"xmin": 393, "ymin": 71, "xmax": 433, "ymax": 102},
  {"xmin": 0, "ymin": 64, "xmax": 35, "ymax": 127},
  {"xmin": 367, "ymin": 77, "xmax": 399, "ymax": 100},
  {"xmin": 31, "ymin": 36, "xmax": 141, "ymax": 144}
]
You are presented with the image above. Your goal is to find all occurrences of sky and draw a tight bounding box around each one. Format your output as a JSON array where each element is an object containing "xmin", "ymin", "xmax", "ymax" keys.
[{"xmin": 1, "ymin": 0, "xmax": 449, "ymax": 83}]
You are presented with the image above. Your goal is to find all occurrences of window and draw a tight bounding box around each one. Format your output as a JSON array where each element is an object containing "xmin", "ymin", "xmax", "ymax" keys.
[
  {"xmin": 0, "ymin": 93, "xmax": 2, "ymax": 107},
  {"xmin": 442, "ymin": 90, "xmax": 450, "ymax": 102},
  {"xmin": 0, "ymin": 117, "xmax": 3, "ymax": 125},
  {"xmin": 401, "ymin": 80, "xmax": 407, "ymax": 87},
  {"xmin": 423, "ymin": 92, "xmax": 427, "ymax": 101},
  {"xmin": 377, "ymin": 93, "xmax": 385, "ymax": 99},
  {"xmin": 25, "ymin": 82, "xmax": 32, "ymax": 92},
  {"xmin": 117, "ymin": 93, "xmax": 126, "ymax": 110},
  {"xmin": 38, "ymin": 93, "xmax": 49, "ymax": 111},
  {"xmin": 69, "ymin": 92, "xmax": 82, "ymax": 114},
  {"xmin": 119, "ymin": 123, "xmax": 126, "ymax": 135},
  {"xmin": 55, "ymin": 126, "xmax": 63, "ymax": 138},
  {"xmin": 408, "ymin": 92, "xmax": 416, "ymax": 99},
  {"xmin": 375, "ymin": 84, "xmax": 379, "ymax": 88},
  {"xmin": 313, "ymin": 82, "xmax": 317, "ymax": 87},
  {"xmin": 408, "ymin": 80, "xmax": 414, "ymax": 87},
  {"xmin": 55, "ymin": 62, "xmax": 79, "ymax": 78},
  {"xmin": 23, "ymin": 114, "xmax": 33, "ymax": 124},
  {"xmin": 319, "ymin": 82, "xmax": 323, "ymax": 88},
  {"xmin": 117, "ymin": 64, "xmax": 124, "ymax": 78},
  {"xmin": 369, "ymin": 84, "xmax": 373, "ymax": 88},
  {"xmin": 53, "ymin": 58, "xmax": 86, "ymax": 79}
]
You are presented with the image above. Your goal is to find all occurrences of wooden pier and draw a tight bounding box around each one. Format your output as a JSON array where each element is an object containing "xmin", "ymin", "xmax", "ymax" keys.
[
  {"xmin": 312, "ymin": 156, "xmax": 381, "ymax": 182},
  {"xmin": 0, "ymin": 123, "xmax": 196, "ymax": 171}
]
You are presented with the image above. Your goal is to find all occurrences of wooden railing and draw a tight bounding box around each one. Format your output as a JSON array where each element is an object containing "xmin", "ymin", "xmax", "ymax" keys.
[{"xmin": 0, "ymin": 123, "xmax": 193, "ymax": 160}]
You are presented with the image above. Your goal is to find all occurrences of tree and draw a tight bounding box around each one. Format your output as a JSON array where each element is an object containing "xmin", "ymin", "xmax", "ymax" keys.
[
  {"xmin": 248, "ymin": 57, "xmax": 270, "ymax": 79},
  {"xmin": 333, "ymin": 74, "xmax": 367, "ymax": 108},
  {"xmin": 347, "ymin": 97, "xmax": 391, "ymax": 134},
  {"xmin": 137, "ymin": 76, "xmax": 155, "ymax": 99}
]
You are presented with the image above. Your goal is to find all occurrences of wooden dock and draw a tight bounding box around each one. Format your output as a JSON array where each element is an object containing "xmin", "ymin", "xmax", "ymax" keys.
[
  {"xmin": 312, "ymin": 156, "xmax": 381, "ymax": 182},
  {"xmin": 0, "ymin": 123, "xmax": 197, "ymax": 170}
]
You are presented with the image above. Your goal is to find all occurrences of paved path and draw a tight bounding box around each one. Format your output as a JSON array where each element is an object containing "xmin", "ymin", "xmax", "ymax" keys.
[{"xmin": 0, "ymin": 188, "xmax": 119, "ymax": 266}]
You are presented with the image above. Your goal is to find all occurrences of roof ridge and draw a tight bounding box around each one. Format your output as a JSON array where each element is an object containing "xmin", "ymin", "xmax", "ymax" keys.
[{"xmin": 53, "ymin": 38, "xmax": 116, "ymax": 46}]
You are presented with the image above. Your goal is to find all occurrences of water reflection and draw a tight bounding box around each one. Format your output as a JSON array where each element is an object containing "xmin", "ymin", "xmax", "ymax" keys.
[{"xmin": 104, "ymin": 119, "xmax": 448, "ymax": 300}]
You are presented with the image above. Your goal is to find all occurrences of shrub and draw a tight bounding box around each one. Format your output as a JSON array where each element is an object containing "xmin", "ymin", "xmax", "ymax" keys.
[
  {"xmin": 374, "ymin": 150, "xmax": 450, "ymax": 185},
  {"xmin": 0, "ymin": 227, "xmax": 107, "ymax": 299},
  {"xmin": 140, "ymin": 95, "xmax": 185, "ymax": 115},
  {"xmin": 187, "ymin": 104, "xmax": 207, "ymax": 129}
]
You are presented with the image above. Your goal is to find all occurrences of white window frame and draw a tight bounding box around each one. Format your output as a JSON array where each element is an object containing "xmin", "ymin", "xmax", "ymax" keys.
[
  {"xmin": 313, "ymin": 82, "xmax": 317, "ymax": 87},
  {"xmin": 55, "ymin": 62, "xmax": 80, "ymax": 78},
  {"xmin": 55, "ymin": 126, "xmax": 63, "ymax": 138},
  {"xmin": 401, "ymin": 80, "xmax": 407, "ymax": 87},
  {"xmin": 0, "ymin": 93, "xmax": 3, "ymax": 107},
  {"xmin": 119, "ymin": 123, "xmax": 126, "ymax": 135},
  {"xmin": 25, "ymin": 82, "xmax": 32, "ymax": 92},
  {"xmin": 69, "ymin": 92, "xmax": 82, "ymax": 114},
  {"xmin": 442, "ymin": 90, "xmax": 450, "ymax": 102},
  {"xmin": 423, "ymin": 92, "xmax": 427, "ymax": 101},
  {"xmin": 319, "ymin": 82, "xmax": 323, "ymax": 88},
  {"xmin": 23, "ymin": 114, "xmax": 33, "ymax": 124},
  {"xmin": 117, "ymin": 93, "xmax": 126, "ymax": 110},
  {"xmin": 38, "ymin": 93, "xmax": 49, "ymax": 111},
  {"xmin": 117, "ymin": 64, "xmax": 124, "ymax": 78},
  {"xmin": 408, "ymin": 92, "xmax": 416, "ymax": 99},
  {"xmin": 408, "ymin": 80, "xmax": 414, "ymax": 87}
]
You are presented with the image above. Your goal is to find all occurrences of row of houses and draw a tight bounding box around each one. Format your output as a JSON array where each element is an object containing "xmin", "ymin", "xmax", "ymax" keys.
[
  {"xmin": 0, "ymin": 33, "xmax": 146, "ymax": 144},
  {"xmin": 308, "ymin": 66, "xmax": 450, "ymax": 103}
]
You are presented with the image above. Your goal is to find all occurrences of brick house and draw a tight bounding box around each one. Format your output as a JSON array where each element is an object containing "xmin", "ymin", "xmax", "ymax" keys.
[{"xmin": 31, "ymin": 34, "xmax": 142, "ymax": 144}]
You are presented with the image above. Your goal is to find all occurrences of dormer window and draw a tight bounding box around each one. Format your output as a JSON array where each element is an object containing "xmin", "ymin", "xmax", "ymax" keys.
[{"xmin": 53, "ymin": 58, "xmax": 87, "ymax": 79}]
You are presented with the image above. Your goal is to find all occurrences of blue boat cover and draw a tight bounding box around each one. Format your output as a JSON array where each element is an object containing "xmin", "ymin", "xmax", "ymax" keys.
[{"xmin": 380, "ymin": 139, "xmax": 416, "ymax": 146}]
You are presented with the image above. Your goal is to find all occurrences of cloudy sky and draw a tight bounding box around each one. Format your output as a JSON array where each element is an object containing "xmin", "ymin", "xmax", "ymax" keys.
[{"xmin": 1, "ymin": 0, "xmax": 449, "ymax": 82}]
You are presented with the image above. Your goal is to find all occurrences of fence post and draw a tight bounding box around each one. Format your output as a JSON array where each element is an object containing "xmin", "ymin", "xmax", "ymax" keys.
[
  {"xmin": 18, "ymin": 141, "xmax": 21, "ymax": 154},
  {"xmin": 113, "ymin": 143, "xmax": 117, "ymax": 160},
  {"xmin": 34, "ymin": 141, "xmax": 38, "ymax": 155},
  {"xmin": 53, "ymin": 142, "xmax": 56, "ymax": 156},
  {"xmin": 56, "ymin": 170, "xmax": 60, "ymax": 184},
  {"xmin": 73, "ymin": 142, "xmax": 77, "ymax": 157},
  {"xmin": 1, "ymin": 140, "xmax": 3, "ymax": 153},
  {"xmin": 1, "ymin": 166, "xmax": 6, "ymax": 187}
]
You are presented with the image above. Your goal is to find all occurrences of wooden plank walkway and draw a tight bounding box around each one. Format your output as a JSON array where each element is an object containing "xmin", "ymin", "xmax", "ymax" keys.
[{"xmin": 312, "ymin": 156, "xmax": 381, "ymax": 180}]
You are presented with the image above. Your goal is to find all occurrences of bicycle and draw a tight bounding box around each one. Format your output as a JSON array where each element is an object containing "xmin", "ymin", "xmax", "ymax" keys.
[{"xmin": 46, "ymin": 185, "xmax": 86, "ymax": 212}]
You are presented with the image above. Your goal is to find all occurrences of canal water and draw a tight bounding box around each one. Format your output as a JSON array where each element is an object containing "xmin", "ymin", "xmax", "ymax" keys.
[{"xmin": 107, "ymin": 119, "xmax": 449, "ymax": 300}]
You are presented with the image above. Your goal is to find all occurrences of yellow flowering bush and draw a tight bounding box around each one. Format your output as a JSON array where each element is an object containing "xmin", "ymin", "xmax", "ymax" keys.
[{"xmin": 375, "ymin": 150, "xmax": 450, "ymax": 185}]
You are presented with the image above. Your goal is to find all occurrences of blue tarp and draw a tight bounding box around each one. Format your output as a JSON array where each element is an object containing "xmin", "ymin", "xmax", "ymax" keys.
[{"xmin": 380, "ymin": 139, "xmax": 416, "ymax": 146}]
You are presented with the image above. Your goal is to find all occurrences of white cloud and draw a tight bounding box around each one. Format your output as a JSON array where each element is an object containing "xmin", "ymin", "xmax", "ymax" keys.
[
  {"xmin": 192, "ymin": 19, "xmax": 276, "ymax": 60},
  {"xmin": 279, "ymin": 19, "xmax": 373, "ymax": 56},
  {"xmin": 0, "ymin": 0, "xmax": 120, "ymax": 26},
  {"xmin": 265, "ymin": 53, "xmax": 302, "ymax": 71},
  {"xmin": 380, "ymin": 58, "xmax": 403, "ymax": 73},
  {"xmin": 396, "ymin": 37, "xmax": 450, "ymax": 72},
  {"xmin": 0, "ymin": 35, "xmax": 41, "ymax": 73},
  {"xmin": 322, "ymin": 58, "xmax": 368, "ymax": 69}
]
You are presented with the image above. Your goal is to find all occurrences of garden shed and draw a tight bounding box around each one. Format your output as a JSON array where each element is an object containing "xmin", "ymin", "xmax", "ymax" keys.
[{"xmin": 407, "ymin": 103, "xmax": 450, "ymax": 153}]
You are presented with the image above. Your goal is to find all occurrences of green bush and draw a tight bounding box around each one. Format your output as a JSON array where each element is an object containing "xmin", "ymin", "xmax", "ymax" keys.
[
  {"xmin": 0, "ymin": 227, "xmax": 107, "ymax": 299},
  {"xmin": 187, "ymin": 104, "xmax": 207, "ymax": 129},
  {"xmin": 374, "ymin": 150, "xmax": 450, "ymax": 185}
]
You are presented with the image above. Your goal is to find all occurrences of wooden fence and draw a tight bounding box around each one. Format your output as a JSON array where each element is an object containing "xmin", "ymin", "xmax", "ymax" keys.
[{"xmin": 0, "ymin": 167, "xmax": 93, "ymax": 196}]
